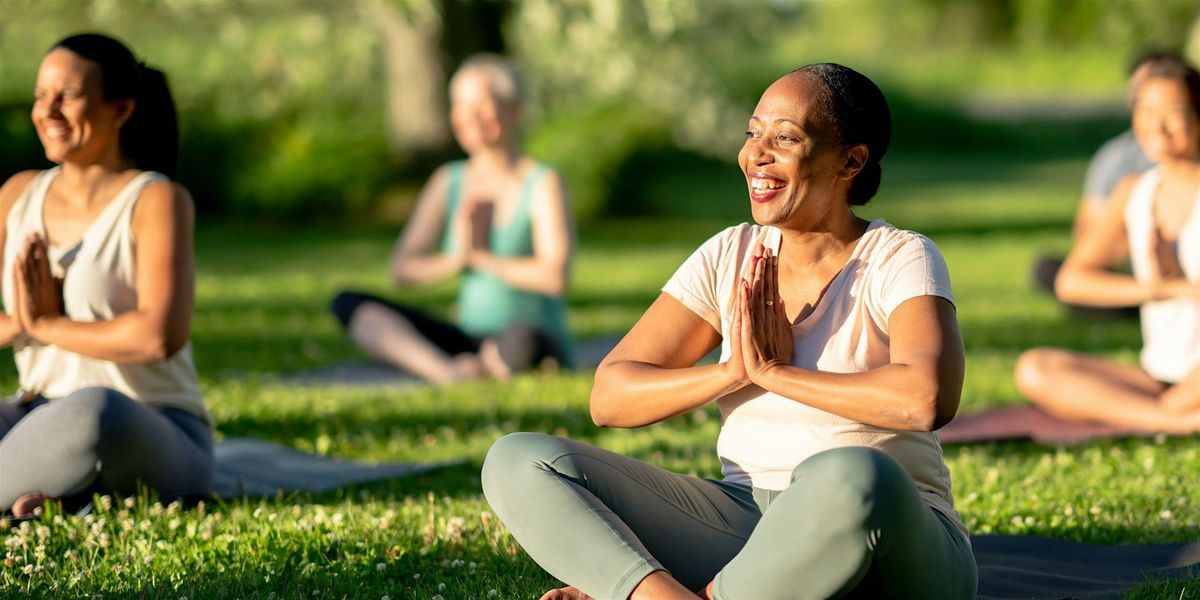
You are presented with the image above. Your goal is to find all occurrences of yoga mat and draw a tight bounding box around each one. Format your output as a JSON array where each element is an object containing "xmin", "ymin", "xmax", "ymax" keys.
[
  {"xmin": 938, "ymin": 405, "xmax": 1148, "ymax": 445},
  {"xmin": 212, "ymin": 438, "xmax": 460, "ymax": 497},
  {"xmin": 973, "ymin": 534, "xmax": 1200, "ymax": 599},
  {"xmin": 280, "ymin": 337, "xmax": 626, "ymax": 387}
]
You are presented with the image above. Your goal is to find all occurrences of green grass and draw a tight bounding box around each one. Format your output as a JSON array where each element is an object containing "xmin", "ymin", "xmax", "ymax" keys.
[{"xmin": 2, "ymin": 152, "xmax": 1198, "ymax": 599}]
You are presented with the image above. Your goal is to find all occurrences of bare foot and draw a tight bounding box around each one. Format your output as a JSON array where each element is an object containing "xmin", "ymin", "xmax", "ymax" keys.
[
  {"xmin": 11, "ymin": 492, "xmax": 48, "ymax": 518},
  {"xmin": 479, "ymin": 340, "xmax": 512, "ymax": 381},
  {"xmin": 439, "ymin": 353, "xmax": 485, "ymax": 383},
  {"xmin": 539, "ymin": 586, "xmax": 593, "ymax": 600}
]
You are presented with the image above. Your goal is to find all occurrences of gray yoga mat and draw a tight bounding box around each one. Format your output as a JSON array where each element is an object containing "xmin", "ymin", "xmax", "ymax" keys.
[
  {"xmin": 973, "ymin": 534, "xmax": 1200, "ymax": 599},
  {"xmin": 212, "ymin": 438, "xmax": 460, "ymax": 497}
]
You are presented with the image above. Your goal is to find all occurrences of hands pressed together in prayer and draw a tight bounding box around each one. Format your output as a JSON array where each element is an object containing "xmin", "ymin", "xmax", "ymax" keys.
[
  {"xmin": 724, "ymin": 243, "xmax": 794, "ymax": 388},
  {"xmin": 9, "ymin": 233, "xmax": 64, "ymax": 339},
  {"xmin": 1147, "ymin": 227, "xmax": 1200, "ymax": 301}
]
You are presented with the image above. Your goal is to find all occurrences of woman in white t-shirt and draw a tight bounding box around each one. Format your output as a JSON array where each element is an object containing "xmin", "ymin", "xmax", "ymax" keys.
[
  {"xmin": 482, "ymin": 64, "xmax": 976, "ymax": 599},
  {"xmin": 1015, "ymin": 56, "xmax": 1200, "ymax": 432}
]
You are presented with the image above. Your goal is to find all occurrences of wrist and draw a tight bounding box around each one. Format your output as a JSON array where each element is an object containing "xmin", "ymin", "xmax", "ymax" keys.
[
  {"xmin": 27, "ymin": 314, "xmax": 62, "ymax": 342},
  {"xmin": 751, "ymin": 360, "xmax": 789, "ymax": 389}
]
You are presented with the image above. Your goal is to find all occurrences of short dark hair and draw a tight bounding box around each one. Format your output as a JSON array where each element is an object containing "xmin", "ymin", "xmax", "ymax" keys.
[
  {"xmin": 792, "ymin": 63, "xmax": 891, "ymax": 206},
  {"xmin": 51, "ymin": 33, "xmax": 179, "ymax": 178}
]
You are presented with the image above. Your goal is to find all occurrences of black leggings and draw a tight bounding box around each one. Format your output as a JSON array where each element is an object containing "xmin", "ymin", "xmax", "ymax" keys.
[{"xmin": 330, "ymin": 290, "xmax": 566, "ymax": 372}]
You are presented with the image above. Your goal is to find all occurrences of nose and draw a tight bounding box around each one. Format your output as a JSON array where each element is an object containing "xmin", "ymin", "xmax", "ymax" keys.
[{"xmin": 746, "ymin": 138, "xmax": 776, "ymax": 166}]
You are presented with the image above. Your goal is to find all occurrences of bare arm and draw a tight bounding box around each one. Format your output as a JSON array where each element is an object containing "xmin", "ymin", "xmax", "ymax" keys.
[
  {"xmin": 590, "ymin": 293, "xmax": 747, "ymax": 428},
  {"xmin": 390, "ymin": 166, "xmax": 465, "ymax": 285},
  {"xmin": 1071, "ymin": 193, "xmax": 1107, "ymax": 241},
  {"xmin": 469, "ymin": 172, "xmax": 573, "ymax": 295},
  {"xmin": 23, "ymin": 181, "xmax": 194, "ymax": 363},
  {"xmin": 1056, "ymin": 175, "xmax": 1167, "ymax": 306},
  {"xmin": 752, "ymin": 296, "xmax": 965, "ymax": 431},
  {"xmin": 0, "ymin": 171, "xmax": 41, "ymax": 348}
]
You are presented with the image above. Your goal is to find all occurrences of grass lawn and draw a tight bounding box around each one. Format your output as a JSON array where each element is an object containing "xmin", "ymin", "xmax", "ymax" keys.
[{"xmin": 1, "ymin": 151, "xmax": 1198, "ymax": 599}]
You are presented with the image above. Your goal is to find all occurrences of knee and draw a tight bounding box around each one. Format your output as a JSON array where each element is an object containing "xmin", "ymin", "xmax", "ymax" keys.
[
  {"xmin": 493, "ymin": 323, "xmax": 556, "ymax": 373},
  {"xmin": 790, "ymin": 447, "xmax": 911, "ymax": 525},
  {"xmin": 51, "ymin": 387, "xmax": 136, "ymax": 448},
  {"xmin": 1014, "ymin": 347, "xmax": 1066, "ymax": 396},
  {"xmin": 481, "ymin": 432, "xmax": 568, "ymax": 500}
]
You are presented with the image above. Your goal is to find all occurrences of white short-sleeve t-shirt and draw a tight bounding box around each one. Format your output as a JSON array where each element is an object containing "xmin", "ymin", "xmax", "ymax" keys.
[{"xmin": 663, "ymin": 220, "xmax": 965, "ymax": 537}]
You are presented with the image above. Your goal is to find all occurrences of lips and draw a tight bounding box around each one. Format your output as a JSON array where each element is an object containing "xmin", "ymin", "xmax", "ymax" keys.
[
  {"xmin": 42, "ymin": 123, "xmax": 71, "ymax": 142},
  {"xmin": 747, "ymin": 172, "xmax": 788, "ymax": 203}
]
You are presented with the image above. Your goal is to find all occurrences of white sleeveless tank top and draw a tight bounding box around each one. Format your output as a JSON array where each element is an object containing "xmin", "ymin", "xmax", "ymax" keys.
[
  {"xmin": 1124, "ymin": 168, "xmax": 1200, "ymax": 383},
  {"xmin": 1, "ymin": 168, "xmax": 209, "ymax": 423}
]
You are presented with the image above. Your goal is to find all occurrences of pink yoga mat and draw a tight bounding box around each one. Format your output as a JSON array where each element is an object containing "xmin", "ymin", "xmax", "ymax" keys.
[{"xmin": 938, "ymin": 405, "xmax": 1147, "ymax": 445}]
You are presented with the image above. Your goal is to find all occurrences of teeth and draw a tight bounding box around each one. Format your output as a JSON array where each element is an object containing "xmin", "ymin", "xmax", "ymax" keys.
[{"xmin": 751, "ymin": 178, "xmax": 785, "ymax": 190}]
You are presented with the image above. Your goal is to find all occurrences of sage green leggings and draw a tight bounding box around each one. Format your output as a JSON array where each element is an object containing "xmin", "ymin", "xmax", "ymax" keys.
[{"xmin": 482, "ymin": 433, "xmax": 976, "ymax": 600}]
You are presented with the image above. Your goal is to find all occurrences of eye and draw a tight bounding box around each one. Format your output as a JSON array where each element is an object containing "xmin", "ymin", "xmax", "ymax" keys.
[
  {"xmin": 744, "ymin": 130, "xmax": 761, "ymax": 139},
  {"xmin": 777, "ymin": 134, "xmax": 798, "ymax": 143}
]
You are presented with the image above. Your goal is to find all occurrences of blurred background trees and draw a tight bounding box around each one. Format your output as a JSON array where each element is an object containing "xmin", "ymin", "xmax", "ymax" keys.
[{"xmin": 1, "ymin": 0, "xmax": 1198, "ymax": 222}]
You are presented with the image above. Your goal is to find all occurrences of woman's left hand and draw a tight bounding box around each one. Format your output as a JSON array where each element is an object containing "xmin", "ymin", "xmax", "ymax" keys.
[
  {"xmin": 737, "ymin": 244, "xmax": 792, "ymax": 383},
  {"xmin": 12, "ymin": 234, "xmax": 64, "ymax": 335}
]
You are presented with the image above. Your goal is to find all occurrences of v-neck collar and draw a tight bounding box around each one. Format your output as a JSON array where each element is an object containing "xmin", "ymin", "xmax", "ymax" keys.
[{"xmin": 763, "ymin": 219, "xmax": 882, "ymax": 336}]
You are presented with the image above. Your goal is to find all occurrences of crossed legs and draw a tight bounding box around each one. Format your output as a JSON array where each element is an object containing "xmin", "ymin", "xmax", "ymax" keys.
[
  {"xmin": 1015, "ymin": 348, "xmax": 1200, "ymax": 433},
  {"xmin": 482, "ymin": 433, "xmax": 976, "ymax": 600}
]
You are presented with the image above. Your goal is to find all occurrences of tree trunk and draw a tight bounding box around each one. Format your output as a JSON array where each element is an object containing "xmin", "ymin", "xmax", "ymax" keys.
[{"xmin": 376, "ymin": 0, "xmax": 450, "ymax": 158}]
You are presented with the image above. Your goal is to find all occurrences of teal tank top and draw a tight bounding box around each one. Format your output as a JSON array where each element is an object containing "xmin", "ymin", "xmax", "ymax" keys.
[{"xmin": 442, "ymin": 161, "xmax": 575, "ymax": 367}]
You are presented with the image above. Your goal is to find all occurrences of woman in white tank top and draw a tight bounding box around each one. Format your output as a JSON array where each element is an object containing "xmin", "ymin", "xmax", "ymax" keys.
[
  {"xmin": 0, "ymin": 34, "xmax": 211, "ymax": 517},
  {"xmin": 1016, "ymin": 56, "xmax": 1200, "ymax": 433}
]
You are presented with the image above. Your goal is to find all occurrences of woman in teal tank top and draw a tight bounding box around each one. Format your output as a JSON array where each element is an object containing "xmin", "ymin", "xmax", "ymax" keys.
[{"xmin": 331, "ymin": 55, "xmax": 574, "ymax": 382}]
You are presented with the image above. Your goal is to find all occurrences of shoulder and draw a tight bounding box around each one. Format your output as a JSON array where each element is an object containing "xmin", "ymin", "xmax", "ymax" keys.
[
  {"xmin": 0, "ymin": 170, "xmax": 43, "ymax": 214},
  {"xmin": 1109, "ymin": 169, "xmax": 1150, "ymax": 211},
  {"xmin": 862, "ymin": 221, "xmax": 942, "ymax": 262},
  {"xmin": 133, "ymin": 178, "xmax": 194, "ymax": 228}
]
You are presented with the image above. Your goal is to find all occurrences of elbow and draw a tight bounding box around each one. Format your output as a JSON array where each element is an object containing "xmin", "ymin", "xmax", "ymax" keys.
[
  {"xmin": 138, "ymin": 334, "xmax": 185, "ymax": 364},
  {"xmin": 1053, "ymin": 269, "xmax": 1082, "ymax": 303},
  {"xmin": 589, "ymin": 388, "xmax": 615, "ymax": 427},
  {"xmin": 904, "ymin": 385, "xmax": 947, "ymax": 432}
]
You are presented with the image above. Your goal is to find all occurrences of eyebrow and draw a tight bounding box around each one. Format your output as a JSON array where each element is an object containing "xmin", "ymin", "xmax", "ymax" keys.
[{"xmin": 748, "ymin": 116, "xmax": 806, "ymax": 128}]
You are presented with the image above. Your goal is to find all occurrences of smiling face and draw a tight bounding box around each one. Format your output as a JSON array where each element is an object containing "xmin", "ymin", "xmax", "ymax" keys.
[
  {"xmin": 738, "ymin": 73, "xmax": 857, "ymax": 228},
  {"xmin": 1132, "ymin": 76, "xmax": 1200, "ymax": 163},
  {"xmin": 449, "ymin": 70, "xmax": 517, "ymax": 155},
  {"xmin": 32, "ymin": 48, "xmax": 130, "ymax": 167}
]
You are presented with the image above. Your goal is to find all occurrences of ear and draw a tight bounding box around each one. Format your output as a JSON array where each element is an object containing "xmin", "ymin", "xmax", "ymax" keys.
[
  {"xmin": 114, "ymin": 98, "xmax": 136, "ymax": 128},
  {"xmin": 839, "ymin": 144, "xmax": 868, "ymax": 181}
]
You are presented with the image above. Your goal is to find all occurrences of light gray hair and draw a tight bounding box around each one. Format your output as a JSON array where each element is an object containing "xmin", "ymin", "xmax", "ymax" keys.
[{"xmin": 450, "ymin": 54, "xmax": 524, "ymax": 106}]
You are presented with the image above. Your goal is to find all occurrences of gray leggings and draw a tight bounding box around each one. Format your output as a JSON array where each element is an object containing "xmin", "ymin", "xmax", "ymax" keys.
[
  {"xmin": 0, "ymin": 387, "xmax": 213, "ymax": 511},
  {"xmin": 482, "ymin": 433, "xmax": 977, "ymax": 600}
]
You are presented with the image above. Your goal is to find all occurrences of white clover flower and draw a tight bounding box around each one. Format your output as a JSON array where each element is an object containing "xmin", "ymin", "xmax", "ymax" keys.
[
  {"xmin": 487, "ymin": 590, "xmax": 498, "ymax": 598},
  {"xmin": 437, "ymin": 583, "xmax": 446, "ymax": 591},
  {"xmin": 376, "ymin": 562, "xmax": 386, "ymax": 572}
]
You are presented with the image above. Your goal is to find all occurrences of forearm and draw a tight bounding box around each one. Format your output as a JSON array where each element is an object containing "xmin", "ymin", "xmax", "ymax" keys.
[
  {"xmin": 392, "ymin": 253, "xmax": 462, "ymax": 286},
  {"xmin": 29, "ymin": 314, "xmax": 179, "ymax": 364},
  {"xmin": 590, "ymin": 361, "xmax": 743, "ymax": 428},
  {"xmin": 757, "ymin": 363, "xmax": 948, "ymax": 431},
  {"xmin": 0, "ymin": 314, "xmax": 22, "ymax": 348},
  {"xmin": 473, "ymin": 254, "xmax": 566, "ymax": 295},
  {"xmin": 1055, "ymin": 269, "xmax": 1151, "ymax": 307}
]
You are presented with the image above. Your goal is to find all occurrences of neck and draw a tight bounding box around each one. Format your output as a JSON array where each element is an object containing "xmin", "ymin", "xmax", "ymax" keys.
[
  {"xmin": 776, "ymin": 207, "xmax": 869, "ymax": 268},
  {"xmin": 1157, "ymin": 156, "xmax": 1200, "ymax": 181},
  {"xmin": 469, "ymin": 144, "xmax": 521, "ymax": 173},
  {"xmin": 57, "ymin": 153, "xmax": 136, "ymax": 205}
]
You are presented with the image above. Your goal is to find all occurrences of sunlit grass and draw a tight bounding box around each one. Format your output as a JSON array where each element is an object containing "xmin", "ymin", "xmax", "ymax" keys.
[{"xmin": 2, "ymin": 154, "xmax": 1196, "ymax": 598}]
